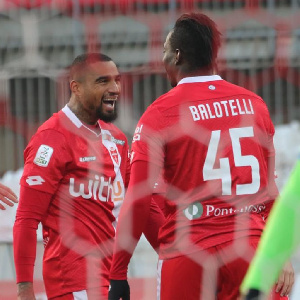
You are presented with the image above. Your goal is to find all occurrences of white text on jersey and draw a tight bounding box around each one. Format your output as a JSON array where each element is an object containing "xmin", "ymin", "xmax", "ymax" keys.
[
  {"xmin": 189, "ymin": 98, "xmax": 254, "ymax": 121},
  {"xmin": 69, "ymin": 176, "xmax": 124, "ymax": 202},
  {"xmin": 132, "ymin": 124, "xmax": 143, "ymax": 142}
]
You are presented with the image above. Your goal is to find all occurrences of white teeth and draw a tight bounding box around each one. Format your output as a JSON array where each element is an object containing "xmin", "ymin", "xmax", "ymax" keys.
[{"xmin": 104, "ymin": 98, "xmax": 117, "ymax": 101}]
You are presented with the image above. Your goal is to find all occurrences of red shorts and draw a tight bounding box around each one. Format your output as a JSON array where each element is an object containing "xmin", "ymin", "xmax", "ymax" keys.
[{"xmin": 158, "ymin": 237, "xmax": 289, "ymax": 300}]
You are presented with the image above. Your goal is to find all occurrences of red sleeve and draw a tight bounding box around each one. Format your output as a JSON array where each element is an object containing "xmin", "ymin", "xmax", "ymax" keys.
[
  {"xmin": 268, "ymin": 153, "xmax": 279, "ymax": 199},
  {"xmin": 262, "ymin": 147, "xmax": 277, "ymax": 222},
  {"xmin": 131, "ymin": 107, "xmax": 166, "ymax": 166},
  {"xmin": 124, "ymin": 144, "xmax": 131, "ymax": 188},
  {"xmin": 13, "ymin": 186, "xmax": 52, "ymax": 283},
  {"xmin": 110, "ymin": 160, "xmax": 161, "ymax": 280},
  {"xmin": 21, "ymin": 129, "xmax": 71, "ymax": 194}
]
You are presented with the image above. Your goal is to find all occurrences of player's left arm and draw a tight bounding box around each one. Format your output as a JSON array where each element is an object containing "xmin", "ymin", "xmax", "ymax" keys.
[
  {"xmin": 275, "ymin": 260, "xmax": 294, "ymax": 297},
  {"xmin": 265, "ymin": 137, "xmax": 294, "ymax": 296},
  {"xmin": 143, "ymin": 197, "xmax": 165, "ymax": 251},
  {"xmin": 109, "ymin": 160, "xmax": 161, "ymax": 300},
  {"xmin": 110, "ymin": 159, "xmax": 160, "ymax": 278}
]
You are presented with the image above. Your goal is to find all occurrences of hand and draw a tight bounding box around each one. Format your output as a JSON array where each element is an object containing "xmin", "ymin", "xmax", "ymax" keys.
[
  {"xmin": 108, "ymin": 280, "xmax": 130, "ymax": 300},
  {"xmin": 17, "ymin": 282, "xmax": 35, "ymax": 300},
  {"xmin": 275, "ymin": 260, "xmax": 294, "ymax": 297},
  {"xmin": 0, "ymin": 182, "xmax": 18, "ymax": 210}
]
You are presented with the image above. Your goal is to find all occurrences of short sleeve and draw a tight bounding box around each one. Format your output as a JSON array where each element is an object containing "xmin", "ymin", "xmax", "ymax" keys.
[
  {"xmin": 20, "ymin": 129, "xmax": 72, "ymax": 194},
  {"xmin": 131, "ymin": 107, "xmax": 166, "ymax": 168}
]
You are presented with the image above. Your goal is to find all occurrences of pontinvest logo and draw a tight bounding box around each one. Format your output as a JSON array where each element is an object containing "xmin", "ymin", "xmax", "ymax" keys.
[
  {"xmin": 34, "ymin": 145, "xmax": 53, "ymax": 167},
  {"xmin": 183, "ymin": 202, "xmax": 203, "ymax": 220}
]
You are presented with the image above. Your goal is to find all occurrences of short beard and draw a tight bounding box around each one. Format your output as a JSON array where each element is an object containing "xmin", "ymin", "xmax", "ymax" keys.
[{"xmin": 97, "ymin": 102, "xmax": 118, "ymax": 123}]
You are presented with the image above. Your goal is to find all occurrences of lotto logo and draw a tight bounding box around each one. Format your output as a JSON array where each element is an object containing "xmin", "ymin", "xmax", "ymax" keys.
[{"xmin": 26, "ymin": 176, "xmax": 45, "ymax": 186}]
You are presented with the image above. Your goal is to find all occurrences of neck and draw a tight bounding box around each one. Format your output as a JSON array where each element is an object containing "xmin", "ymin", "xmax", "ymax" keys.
[
  {"xmin": 68, "ymin": 97, "xmax": 97, "ymax": 125},
  {"xmin": 177, "ymin": 68, "xmax": 215, "ymax": 83}
]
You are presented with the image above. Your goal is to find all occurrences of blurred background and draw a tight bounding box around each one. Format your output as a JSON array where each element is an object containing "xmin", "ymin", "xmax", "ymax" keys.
[{"xmin": 0, "ymin": 0, "xmax": 300, "ymax": 299}]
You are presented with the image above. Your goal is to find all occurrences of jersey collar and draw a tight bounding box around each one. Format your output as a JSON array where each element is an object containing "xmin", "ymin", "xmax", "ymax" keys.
[
  {"xmin": 62, "ymin": 104, "xmax": 102, "ymax": 137},
  {"xmin": 177, "ymin": 75, "xmax": 222, "ymax": 85}
]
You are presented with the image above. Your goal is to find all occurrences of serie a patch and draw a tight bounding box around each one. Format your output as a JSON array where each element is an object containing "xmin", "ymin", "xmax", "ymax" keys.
[{"xmin": 34, "ymin": 144, "xmax": 54, "ymax": 167}]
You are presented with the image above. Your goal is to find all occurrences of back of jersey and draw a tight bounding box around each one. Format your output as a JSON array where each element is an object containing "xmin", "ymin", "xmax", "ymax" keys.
[{"xmin": 131, "ymin": 75, "xmax": 278, "ymax": 258}]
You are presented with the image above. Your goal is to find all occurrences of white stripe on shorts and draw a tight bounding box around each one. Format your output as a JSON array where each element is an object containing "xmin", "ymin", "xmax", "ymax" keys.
[
  {"xmin": 157, "ymin": 259, "xmax": 163, "ymax": 300},
  {"xmin": 72, "ymin": 290, "xmax": 88, "ymax": 300}
]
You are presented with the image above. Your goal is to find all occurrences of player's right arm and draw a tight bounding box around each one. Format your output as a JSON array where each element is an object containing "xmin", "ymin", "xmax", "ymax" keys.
[
  {"xmin": 13, "ymin": 128, "xmax": 70, "ymax": 299},
  {"xmin": 16, "ymin": 282, "xmax": 35, "ymax": 300},
  {"xmin": 0, "ymin": 182, "xmax": 18, "ymax": 210},
  {"xmin": 14, "ymin": 186, "xmax": 53, "ymax": 299},
  {"xmin": 241, "ymin": 159, "xmax": 300, "ymax": 298}
]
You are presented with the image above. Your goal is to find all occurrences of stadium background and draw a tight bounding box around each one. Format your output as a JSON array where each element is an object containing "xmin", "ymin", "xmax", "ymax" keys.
[{"xmin": 1, "ymin": 0, "xmax": 300, "ymax": 298}]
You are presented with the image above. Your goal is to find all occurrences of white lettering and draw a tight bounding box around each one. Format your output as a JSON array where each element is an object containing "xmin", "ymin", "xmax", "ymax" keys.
[
  {"xmin": 221, "ymin": 208, "xmax": 229, "ymax": 215},
  {"xmin": 189, "ymin": 106, "xmax": 200, "ymax": 121},
  {"xmin": 206, "ymin": 205, "xmax": 215, "ymax": 216},
  {"xmin": 189, "ymin": 99, "xmax": 255, "ymax": 122},
  {"xmin": 236, "ymin": 99, "xmax": 245, "ymax": 115},
  {"xmin": 243, "ymin": 99, "xmax": 252, "ymax": 114},
  {"xmin": 228, "ymin": 99, "xmax": 238, "ymax": 116},
  {"xmin": 69, "ymin": 176, "xmax": 124, "ymax": 202},
  {"xmin": 132, "ymin": 124, "xmax": 144, "ymax": 142},
  {"xmin": 248, "ymin": 99, "xmax": 254, "ymax": 114},
  {"xmin": 214, "ymin": 208, "xmax": 221, "ymax": 216},
  {"xmin": 220, "ymin": 101, "xmax": 230, "ymax": 116},
  {"xmin": 213, "ymin": 102, "xmax": 223, "ymax": 118},
  {"xmin": 198, "ymin": 104, "xmax": 209, "ymax": 120},
  {"xmin": 206, "ymin": 103, "xmax": 216, "ymax": 119},
  {"xmin": 205, "ymin": 204, "xmax": 265, "ymax": 217}
]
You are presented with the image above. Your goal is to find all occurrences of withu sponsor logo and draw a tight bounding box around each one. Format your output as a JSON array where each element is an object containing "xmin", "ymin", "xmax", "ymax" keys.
[{"xmin": 69, "ymin": 176, "xmax": 124, "ymax": 202}]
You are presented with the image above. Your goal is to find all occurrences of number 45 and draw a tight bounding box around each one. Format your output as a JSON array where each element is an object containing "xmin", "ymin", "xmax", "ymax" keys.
[{"xmin": 203, "ymin": 127, "xmax": 260, "ymax": 196}]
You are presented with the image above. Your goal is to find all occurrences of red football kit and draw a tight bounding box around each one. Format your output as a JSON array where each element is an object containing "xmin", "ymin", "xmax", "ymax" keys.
[
  {"xmin": 14, "ymin": 105, "xmax": 131, "ymax": 299},
  {"xmin": 110, "ymin": 75, "xmax": 282, "ymax": 299}
]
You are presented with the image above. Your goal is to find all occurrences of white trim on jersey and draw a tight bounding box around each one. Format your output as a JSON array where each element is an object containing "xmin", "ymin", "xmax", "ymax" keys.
[
  {"xmin": 157, "ymin": 259, "xmax": 163, "ymax": 300},
  {"xmin": 72, "ymin": 290, "xmax": 88, "ymax": 300},
  {"xmin": 101, "ymin": 129, "xmax": 125, "ymax": 230},
  {"xmin": 62, "ymin": 105, "xmax": 101, "ymax": 137},
  {"xmin": 62, "ymin": 105, "xmax": 82, "ymax": 128},
  {"xmin": 177, "ymin": 75, "xmax": 222, "ymax": 85}
]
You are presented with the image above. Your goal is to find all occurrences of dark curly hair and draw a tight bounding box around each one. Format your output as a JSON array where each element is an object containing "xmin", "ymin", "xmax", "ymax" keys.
[{"xmin": 170, "ymin": 13, "xmax": 222, "ymax": 72}]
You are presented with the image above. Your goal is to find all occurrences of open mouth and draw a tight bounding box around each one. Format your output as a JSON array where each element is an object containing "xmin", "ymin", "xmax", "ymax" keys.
[{"xmin": 102, "ymin": 99, "xmax": 116, "ymax": 108}]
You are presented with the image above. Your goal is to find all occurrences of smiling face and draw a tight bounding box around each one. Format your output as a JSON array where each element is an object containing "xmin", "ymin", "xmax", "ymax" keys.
[{"xmin": 71, "ymin": 60, "xmax": 121, "ymax": 124}]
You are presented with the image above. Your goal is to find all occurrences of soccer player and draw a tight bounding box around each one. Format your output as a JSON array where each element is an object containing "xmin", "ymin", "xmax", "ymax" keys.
[
  {"xmin": 241, "ymin": 160, "xmax": 300, "ymax": 299},
  {"xmin": 13, "ymin": 53, "xmax": 163, "ymax": 300},
  {"xmin": 108, "ymin": 13, "xmax": 293, "ymax": 299},
  {"xmin": 0, "ymin": 182, "xmax": 18, "ymax": 210}
]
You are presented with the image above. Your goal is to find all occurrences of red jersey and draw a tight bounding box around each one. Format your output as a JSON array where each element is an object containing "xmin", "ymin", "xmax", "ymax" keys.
[
  {"xmin": 131, "ymin": 75, "xmax": 278, "ymax": 259},
  {"xmin": 15, "ymin": 105, "xmax": 130, "ymax": 298}
]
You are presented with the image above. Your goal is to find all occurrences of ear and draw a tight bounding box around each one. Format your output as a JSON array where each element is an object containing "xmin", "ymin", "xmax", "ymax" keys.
[
  {"xmin": 70, "ymin": 80, "xmax": 81, "ymax": 96},
  {"xmin": 174, "ymin": 49, "xmax": 182, "ymax": 65}
]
